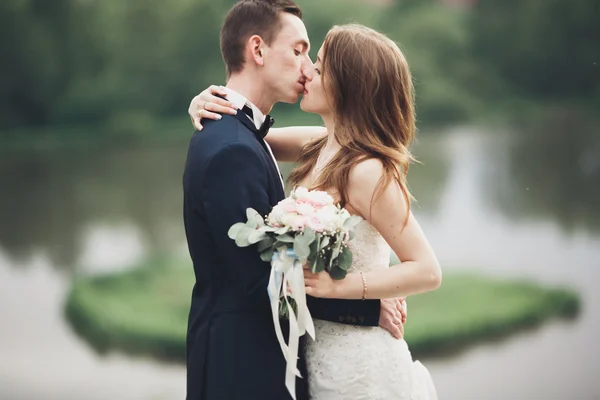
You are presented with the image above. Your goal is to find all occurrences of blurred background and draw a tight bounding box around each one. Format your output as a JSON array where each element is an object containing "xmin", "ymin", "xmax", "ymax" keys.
[{"xmin": 1, "ymin": 0, "xmax": 599, "ymax": 399}]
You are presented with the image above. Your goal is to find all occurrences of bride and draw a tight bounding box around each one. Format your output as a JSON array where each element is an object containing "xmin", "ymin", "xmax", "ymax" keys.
[{"xmin": 189, "ymin": 24, "xmax": 441, "ymax": 400}]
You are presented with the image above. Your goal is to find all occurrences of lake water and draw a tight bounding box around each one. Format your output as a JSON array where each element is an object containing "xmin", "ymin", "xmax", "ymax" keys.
[{"xmin": 1, "ymin": 118, "xmax": 599, "ymax": 399}]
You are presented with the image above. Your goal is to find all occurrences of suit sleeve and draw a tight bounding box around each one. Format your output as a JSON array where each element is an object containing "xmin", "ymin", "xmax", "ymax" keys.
[
  {"xmin": 306, "ymin": 296, "xmax": 380, "ymax": 327},
  {"xmin": 200, "ymin": 142, "xmax": 272, "ymax": 305}
]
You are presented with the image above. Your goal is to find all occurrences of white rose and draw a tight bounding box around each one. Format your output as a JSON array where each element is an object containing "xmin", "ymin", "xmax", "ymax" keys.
[
  {"xmin": 268, "ymin": 204, "xmax": 285, "ymax": 225},
  {"xmin": 281, "ymin": 212, "xmax": 296, "ymax": 228},
  {"xmin": 293, "ymin": 187, "xmax": 310, "ymax": 201},
  {"xmin": 296, "ymin": 202, "xmax": 315, "ymax": 216},
  {"xmin": 306, "ymin": 190, "xmax": 334, "ymax": 207},
  {"xmin": 316, "ymin": 205, "xmax": 342, "ymax": 232}
]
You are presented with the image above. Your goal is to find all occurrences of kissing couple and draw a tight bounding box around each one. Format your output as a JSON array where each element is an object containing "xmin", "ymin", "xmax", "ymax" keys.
[{"xmin": 182, "ymin": 1, "xmax": 442, "ymax": 399}]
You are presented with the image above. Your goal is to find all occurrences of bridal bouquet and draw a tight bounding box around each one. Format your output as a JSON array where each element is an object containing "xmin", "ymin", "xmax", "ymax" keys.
[{"xmin": 227, "ymin": 187, "xmax": 362, "ymax": 399}]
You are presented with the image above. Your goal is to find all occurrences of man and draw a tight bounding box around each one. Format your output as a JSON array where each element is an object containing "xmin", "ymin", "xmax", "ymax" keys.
[{"xmin": 183, "ymin": 1, "xmax": 405, "ymax": 399}]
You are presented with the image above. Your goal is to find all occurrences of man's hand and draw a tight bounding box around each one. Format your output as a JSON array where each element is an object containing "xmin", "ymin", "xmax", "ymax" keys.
[{"xmin": 378, "ymin": 297, "xmax": 407, "ymax": 339}]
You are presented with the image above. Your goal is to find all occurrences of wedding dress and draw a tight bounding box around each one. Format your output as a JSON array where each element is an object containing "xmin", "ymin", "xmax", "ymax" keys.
[{"xmin": 305, "ymin": 220, "xmax": 438, "ymax": 400}]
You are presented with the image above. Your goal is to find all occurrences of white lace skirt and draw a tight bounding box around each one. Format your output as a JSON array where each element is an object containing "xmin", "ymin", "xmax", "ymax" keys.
[{"xmin": 305, "ymin": 320, "xmax": 438, "ymax": 400}]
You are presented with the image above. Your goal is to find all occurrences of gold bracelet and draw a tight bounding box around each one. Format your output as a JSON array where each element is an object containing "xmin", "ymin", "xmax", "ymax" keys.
[{"xmin": 359, "ymin": 271, "xmax": 368, "ymax": 300}]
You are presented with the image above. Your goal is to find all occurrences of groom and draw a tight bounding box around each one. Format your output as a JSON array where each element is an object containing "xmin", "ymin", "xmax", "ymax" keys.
[{"xmin": 183, "ymin": 1, "xmax": 404, "ymax": 399}]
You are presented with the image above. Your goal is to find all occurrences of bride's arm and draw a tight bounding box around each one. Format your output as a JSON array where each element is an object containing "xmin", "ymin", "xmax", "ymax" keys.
[
  {"xmin": 188, "ymin": 86, "xmax": 326, "ymax": 162},
  {"xmin": 266, "ymin": 126, "xmax": 325, "ymax": 162},
  {"xmin": 304, "ymin": 159, "xmax": 442, "ymax": 300}
]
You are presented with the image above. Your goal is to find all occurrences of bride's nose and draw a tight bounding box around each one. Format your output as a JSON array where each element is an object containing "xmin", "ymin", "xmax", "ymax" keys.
[{"xmin": 302, "ymin": 66, "xmax": 313, "ymax": 80}]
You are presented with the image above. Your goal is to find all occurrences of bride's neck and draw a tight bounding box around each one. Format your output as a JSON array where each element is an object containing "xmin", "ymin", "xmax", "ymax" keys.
[{"xmin": 321, "ymin": 114, "xmax": 341, "ymax": 154}]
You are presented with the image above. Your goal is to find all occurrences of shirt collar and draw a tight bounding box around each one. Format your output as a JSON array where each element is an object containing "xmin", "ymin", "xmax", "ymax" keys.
[{"xmin": 221, "ymin": 86, "xmax": 265, "ymax": 130}]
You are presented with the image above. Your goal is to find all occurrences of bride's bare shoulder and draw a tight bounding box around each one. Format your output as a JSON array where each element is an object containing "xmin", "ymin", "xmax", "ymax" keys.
[{"xmin": 348, "ymin": 158, "xmax": 385, "ymax": 189}]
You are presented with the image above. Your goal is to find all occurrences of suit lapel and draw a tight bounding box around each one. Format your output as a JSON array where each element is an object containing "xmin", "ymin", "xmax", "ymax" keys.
[{"xmin": 233, "ymin": 113, "xmax": 285, "ymax": 199}]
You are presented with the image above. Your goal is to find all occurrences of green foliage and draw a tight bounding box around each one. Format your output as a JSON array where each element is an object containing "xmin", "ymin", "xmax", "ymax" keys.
[
  {"xmin": 471, "ymin": 0, "xmax": 600, "ymax": 101},
  {"xmin": 1, "ymin": 0, "xmax": 598, "ymax": 131},
  {"xmin": 404, "ymin": 273, "xmax": 580, "ymax": 356},
  {"xmin": 65, "ymin": 257, "xmax": 580, "ymax": 361}
]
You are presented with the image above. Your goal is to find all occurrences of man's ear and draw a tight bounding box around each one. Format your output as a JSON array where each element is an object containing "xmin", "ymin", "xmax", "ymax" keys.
[{"xmin": 248, "ymin": 35, "xmax": 266, "ymax": 67}]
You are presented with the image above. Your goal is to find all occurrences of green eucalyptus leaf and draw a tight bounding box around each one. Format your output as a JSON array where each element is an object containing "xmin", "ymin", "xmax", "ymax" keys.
[
  {"xmin": 329, "ymin": 265, "xmax": 347, "ymax": 280},
  {"xmin": 272, "ymin": 240, "xmax": 290, "ymax": 249},
  {"xmin": 235, "ymin": 226, "xmax": 254, "ymax": 247},
  {"xmin": 260, "ymin": 247, "xmax": 275, "ymax": 262},
  {"xmin": 248, "ymin": 230, "xmax": 268, "ymax": 244},
  {"xmin": 303, "ymin": 227, "xmax": 316, "ymax": 244},
  {"xmin": 246, "ymin": 208, "xmax": 264, "ymax": 228},
  {"xmin": 228, "ymin": 223, "xmax": 246, "ymax": 240},
  {"xmin": 338, "ymin": 246, "xmax": 353, "ymax": 271},
  {"xmin": 276, "ymin": 233, "xmax": 295, "ymax": 243},
  {"xmin": 275, "ymin": 226, "xmax": 289, "ymax": 235},
  {"xmin": 257, "ymin": 237, "xmax": 275, "ymax": 252},
  {"xmin": 313, "ymin": 255, "xmax": 326, "ymax": 273},
  {"xmin": 293, "ymin": 236, "xmax": 311, "ymax": 260},
  {"xmin": 320, "ymin": 235, "xmax": 331, "ymax": 250},
  {"xmin": 331, "ymin": 234, "xmax": 344, "ymax": 261},
  {"xmin": 309, "ymin": 235, "xmax": 320, "ymax": 258},
  {"xmin": 343, "ymin": 215, "xmax": 363, "ymax": 229}
]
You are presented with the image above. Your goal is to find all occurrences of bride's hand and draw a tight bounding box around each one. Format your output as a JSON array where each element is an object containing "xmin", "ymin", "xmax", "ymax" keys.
[
  {"xmin": 303, "ymin": 268, "xmax": 338, "ymax": 298},
  {"xmin": 188, "ymin": 85, "xmax": 238, "ymax": 131}
]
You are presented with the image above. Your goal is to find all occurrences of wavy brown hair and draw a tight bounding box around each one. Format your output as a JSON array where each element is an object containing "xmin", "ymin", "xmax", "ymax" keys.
[{"xmin": 289, "ymin": 24, "xmax": 417, "ymax": 221}]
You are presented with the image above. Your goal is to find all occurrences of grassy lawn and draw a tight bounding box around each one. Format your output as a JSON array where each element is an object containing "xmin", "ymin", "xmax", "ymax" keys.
[{"xmin": 65, "ymin": 256, "xmax": 580, "ymax": 362}]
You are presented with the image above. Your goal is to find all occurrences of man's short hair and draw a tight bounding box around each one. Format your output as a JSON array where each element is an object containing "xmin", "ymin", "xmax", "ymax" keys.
[{"xmin": 220, "ymin": 0, "xmax": 302, "ymax": 77}]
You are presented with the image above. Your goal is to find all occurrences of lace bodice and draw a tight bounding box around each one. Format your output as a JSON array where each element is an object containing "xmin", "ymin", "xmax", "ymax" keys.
[
  {"xmin": 304, "ymin": 220, "xmax": 437, "ymax": 400},
  {"xmin": 345, "ymin": 219, "xmax": 391, "ymax": 273}
]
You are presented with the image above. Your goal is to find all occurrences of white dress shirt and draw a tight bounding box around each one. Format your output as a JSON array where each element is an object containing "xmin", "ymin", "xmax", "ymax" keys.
[{"xmin": 221, "ymin": 86, "xmax": 285, "ymax": 190}]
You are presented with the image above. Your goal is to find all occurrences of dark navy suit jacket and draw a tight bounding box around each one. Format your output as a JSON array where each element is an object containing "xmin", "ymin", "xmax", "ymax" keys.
[{"xmin": 182, "ymin": 111, "xmax": 381, "ymax": 400}]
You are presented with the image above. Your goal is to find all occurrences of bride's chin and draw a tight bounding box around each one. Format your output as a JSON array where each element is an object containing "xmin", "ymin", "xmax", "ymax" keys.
[{"xmin": 300, "ymin": 99, "xmax": 309, "ymax": 112}]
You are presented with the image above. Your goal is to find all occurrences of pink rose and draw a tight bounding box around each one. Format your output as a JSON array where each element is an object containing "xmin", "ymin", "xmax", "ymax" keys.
[
  {"xmin": 280, "ymin": 197, "xmax": 297, "ymax": 213},
  {"xmin": 308, "ymin": 216, "xmax": 325, "ymax": 232},
  {"xmin": 296, "ymin": 202, "xmax": 314, "ymax": 216},
  {"xmin": 307, "ymin": 191, "xmax": 334, "ymax": 208},
  {"xmin": 291, "ymin": 215, "xmax": 307, "ymax": 231}
]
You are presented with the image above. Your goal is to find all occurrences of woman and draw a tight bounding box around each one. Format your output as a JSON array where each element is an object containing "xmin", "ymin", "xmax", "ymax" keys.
[{"xmin": 190, "ymin": 24, "xmax": 441, "ymax": 400}]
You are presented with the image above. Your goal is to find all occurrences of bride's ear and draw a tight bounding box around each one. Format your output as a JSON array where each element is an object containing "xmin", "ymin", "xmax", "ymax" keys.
[{"xmin": 248, "ymin": 35, "xmax": 266, "ymax": 67}]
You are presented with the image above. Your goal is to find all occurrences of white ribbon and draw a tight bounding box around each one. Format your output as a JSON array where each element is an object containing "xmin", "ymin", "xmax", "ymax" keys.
[{"xmin": 267, "ymin": 248, "xmax": 316, "ymax": 400}]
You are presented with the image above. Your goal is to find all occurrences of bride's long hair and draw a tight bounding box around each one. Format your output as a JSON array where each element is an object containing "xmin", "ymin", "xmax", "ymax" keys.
[{"xmin": 289, "ymin": 24, "xmax": 417, "ymax": 222}]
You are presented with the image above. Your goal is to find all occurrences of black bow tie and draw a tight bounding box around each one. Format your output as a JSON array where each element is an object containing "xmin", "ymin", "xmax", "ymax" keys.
[{"xmin": 241, "ymin": 105, "xmax": 274, "ymax": 138}]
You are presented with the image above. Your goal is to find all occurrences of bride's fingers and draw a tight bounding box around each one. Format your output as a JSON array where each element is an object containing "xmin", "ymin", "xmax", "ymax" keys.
[
  {"xmin": 205, "ymin": 93, "xmax": 235, "ymax": 109},
  {"xmin": 191, "ymin": 116, "xmax": 203, "ymax": 131},
  {"xmin": 196, "ymin": 108, "xmax": 223, "ymax": 122},
  {"xmin": 204, "ymin": 86, "xmax": 237, "ymax": 114},
  {"xmin": 303, "ymin": 269, "xmax": 318, "ymax": 279},
  {"xmin": 304, "ymin": 277, "xmax": 318, "ymax": 287},
  {"xmin": 203, "ymin": 100, "xmax": 237, "ymax": 116},
  {"xmin": 207, "ymin": 84, "xmax": 228, "ymax": 97}
]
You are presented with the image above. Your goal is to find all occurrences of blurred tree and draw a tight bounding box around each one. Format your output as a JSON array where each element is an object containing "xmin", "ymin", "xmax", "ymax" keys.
[
  {"xmin": 2, "ymin": 0, "xmax": 597, "ymax": 132},
  {"xmin": 381, "ymin": 1, "xmax": 479, "ymax": 123},
  {"xmin": 471, "ymin": 0, "xmax": 600, "ymax": 100}
]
